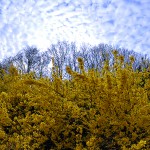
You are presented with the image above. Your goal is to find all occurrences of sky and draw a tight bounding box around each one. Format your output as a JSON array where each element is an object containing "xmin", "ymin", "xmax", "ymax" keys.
[{"xmin": 0, "ymin": 0, "xmax": 150, "ymax": 61}]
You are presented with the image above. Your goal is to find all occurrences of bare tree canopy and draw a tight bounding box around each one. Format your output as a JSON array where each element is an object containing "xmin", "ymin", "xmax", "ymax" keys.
[{"xmin": 0, "ymin": 41, "xmax": 150, "ymax": 79}]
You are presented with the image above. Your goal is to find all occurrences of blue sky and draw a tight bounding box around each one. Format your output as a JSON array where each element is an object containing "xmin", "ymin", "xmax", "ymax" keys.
[{"xmin": 0, "ymin": 0, "xmax": 150, "ymax": 61}]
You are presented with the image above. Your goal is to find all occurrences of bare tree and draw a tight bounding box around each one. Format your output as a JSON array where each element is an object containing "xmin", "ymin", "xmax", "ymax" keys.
[
  {"xmin": 1, "ymin": 56, "xmax": 14, "ymax": 73},
  {"xmin": 1, "ymin": 41, "xmax": 150, "ymax": 80},
  {"xmin": 13, "ymin": 52, "xmax": 25, "ymax": 74},
  {"xmin": 47, "ymin": 41, "xmax": 71, "ymax": 78},
  {"xmin": 23, "ymin": 46, "xmax": 40, "ymax": 73},
  {"xmin": 36, "ymin": 51, "xmax": 51, "ymax": 78}
]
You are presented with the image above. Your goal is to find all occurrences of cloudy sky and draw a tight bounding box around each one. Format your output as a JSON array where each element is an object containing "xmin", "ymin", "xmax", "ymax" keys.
[{"xmin": 0, "ymin": 0, "xmax": 150, "ymax": 61}]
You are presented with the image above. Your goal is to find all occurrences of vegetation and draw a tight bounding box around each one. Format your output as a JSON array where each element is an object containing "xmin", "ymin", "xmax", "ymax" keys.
[
  {"xmin": 1, "ymin": 41, "xmax": 150, "ymax": 79},
  {"xmin": 0, "ymin": 48, "xmax": 150, "ymax": 149}
]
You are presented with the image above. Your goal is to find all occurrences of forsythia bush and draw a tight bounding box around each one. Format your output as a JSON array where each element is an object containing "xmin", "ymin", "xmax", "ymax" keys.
[{"xmin": 0, "ymin": 51, "xmax": 150, "ymax": 150}]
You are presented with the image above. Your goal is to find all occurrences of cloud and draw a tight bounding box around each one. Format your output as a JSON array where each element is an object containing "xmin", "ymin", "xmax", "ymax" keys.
[{"xmin": 0, "ymin": 0, "xmax": 150, "ymax": 61}]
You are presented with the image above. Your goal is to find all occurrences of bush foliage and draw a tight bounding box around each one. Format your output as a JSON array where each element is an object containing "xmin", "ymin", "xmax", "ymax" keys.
[{"xmin": 0, "ymin": 50, "xmax": 150, "ymax": 150}]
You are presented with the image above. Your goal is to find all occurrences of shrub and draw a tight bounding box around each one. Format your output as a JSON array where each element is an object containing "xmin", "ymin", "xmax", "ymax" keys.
[{"xmin": 0, "ymin": 51, "xmax": 150, "ymax": 150}]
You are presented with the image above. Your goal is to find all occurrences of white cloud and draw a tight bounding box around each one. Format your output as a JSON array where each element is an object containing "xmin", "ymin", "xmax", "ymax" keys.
[{"xmin": 0, "ymin": 0, "xmax": 150, "ymax": 61}]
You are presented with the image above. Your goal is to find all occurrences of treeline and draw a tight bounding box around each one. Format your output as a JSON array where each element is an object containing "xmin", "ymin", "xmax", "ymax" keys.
[{"xmin": 0, "ymin": 41, "xmax": 150, "ymax": 79}]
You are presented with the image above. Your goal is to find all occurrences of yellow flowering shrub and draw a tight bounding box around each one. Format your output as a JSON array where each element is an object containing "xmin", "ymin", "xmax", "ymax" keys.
[{"xmin": 0, "ymin": 52, "xmax": 149, "ymax": 150}]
